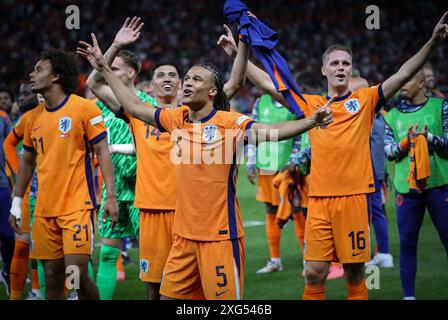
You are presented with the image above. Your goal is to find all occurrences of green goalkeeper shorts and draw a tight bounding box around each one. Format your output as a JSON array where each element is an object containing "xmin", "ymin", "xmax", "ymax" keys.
[{"xmin": 97, "ymin": 200, "xmax": 139, "ymax": 239}]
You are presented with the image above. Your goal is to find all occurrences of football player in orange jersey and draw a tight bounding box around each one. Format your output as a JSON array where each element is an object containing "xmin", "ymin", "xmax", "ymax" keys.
[
  {"xmin": 78, "ymin": 28, "xmax": 332, "ymax": 300},
  {"xmin": 86, "ymin": 17, "xmax": 181, "ymax": 300},
  {"xmin": 228, "ymin": 11, "xmax": 448, "ymax": 300},
  {"xmin": 9, "ymin": 49, "xmax": 118, "ymax": 300},
  {"xmin": 3, "ymin": 82, "xmax": 42, "ymax": 300},
  {"xmin": 85, "ymin": 18, "xmax": 267, "ymax": 300}
]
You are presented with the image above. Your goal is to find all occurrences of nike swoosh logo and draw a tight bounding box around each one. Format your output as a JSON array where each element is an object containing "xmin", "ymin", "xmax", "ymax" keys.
[
  {"xmin": 75, "ymin": 243, "xmax": 87, "ymax": 248},
  {"xmin": 215, "ymin": 290, "xmax": 229, "ymax": 297},
  {"xmin": 352, "ymin": 252, "xmax": 363, "ymax": 257}
]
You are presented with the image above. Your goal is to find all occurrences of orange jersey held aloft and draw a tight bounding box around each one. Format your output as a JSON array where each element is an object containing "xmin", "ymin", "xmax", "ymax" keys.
[
  {"xmin": 118, "ymin": 107, "xmax": 176, "ymax": 210},
  {"xmin": 23, "ymin": 94, "xmax": 107, "ymax": 217},
  {"xmin": 155, "ymin": 106, "xmax": 255, "ymax": 241},
  {"xmin": 303, "ymin": 85, "xmax": 385, "ymax": 197}
]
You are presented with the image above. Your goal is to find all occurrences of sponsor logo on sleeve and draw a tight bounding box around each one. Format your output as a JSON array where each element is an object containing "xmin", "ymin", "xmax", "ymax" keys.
[
  {"xmin": 236, "ymin": 115, "xmax": 250, "ymax": 126},
  {"xmin": 90, "ymin": 115, "xmax": 104, "ymax": 126}
]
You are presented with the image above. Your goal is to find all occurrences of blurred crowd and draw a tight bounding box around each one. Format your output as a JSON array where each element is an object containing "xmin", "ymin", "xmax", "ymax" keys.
[{"xmin": 0, "ymin": 0, "xmax": 446, "ymax": 117}]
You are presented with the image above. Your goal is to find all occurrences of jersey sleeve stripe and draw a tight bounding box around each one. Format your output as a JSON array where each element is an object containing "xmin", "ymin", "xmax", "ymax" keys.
[
  {"xmin": 375, "ymin": 83, "xmax": 387, "ymax": 113},
  {"xmin": 245, "ymin": 120, "xmax": 256, "ymax": 131},
  {"xmin": 12, "ymin": 128, "xmax": 21, "ymax": 140},
  {"xmin": 227, "ymin": 158, "xmax": 238, "ymax": 239},
  {"xmin": 23, "ymin": 144, "xmax": 35, "ymax": 152},
  {"xmin": 154, "ymin": 108, "xmax": 166, "ymax": 132},
  {"xmin": 116, "ymin": 107, "xmax": 130, "ymax": 123},
  {"xmin": 89, "ymin": 131, "xmax": 107, "ymax": 145}
]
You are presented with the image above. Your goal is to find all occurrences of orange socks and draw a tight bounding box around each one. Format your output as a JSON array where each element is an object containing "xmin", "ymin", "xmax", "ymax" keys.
[
  {"xmin": 266, "ymin": 214, "xmax": 281, "ymax": 258},
  {"xmin": 293, "ymin": 213, "xmax": 306, "ymax": 251},
  {"xmin": 117, "ymin": 254, "xmax": 124, "ymax": 272},
  {"xmin": 347, "ymin": 280, "xmax": 368, "ymax": 300},
  {"xmin": 10, "ymin": 240, "xmax": 30, "ymax": 300},
  {"xmin": 302, "ymin": 284, "xmax": 326, "ymax": 300},
  {"xmin": 31, "ymin": 268, "xmax": 40, "ymax": 291}
]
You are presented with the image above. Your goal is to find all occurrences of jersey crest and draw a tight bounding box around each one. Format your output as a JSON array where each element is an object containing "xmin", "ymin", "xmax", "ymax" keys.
[
  {"xmin": 344, "ymin": 99, "xmax": 361, "ymax": 114},
  {"xmin": 59, "ymin": 117, "xmax": 72, "ymax": 134},
  {"xmin": 203, "ymin": 124, "xmax": 218, "ymax": 143},
  {"xmin": 140, "ymin": 259, "xmax": 149, "ymax": 273}
]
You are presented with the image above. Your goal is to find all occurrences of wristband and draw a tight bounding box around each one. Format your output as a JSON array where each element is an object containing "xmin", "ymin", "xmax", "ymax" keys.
[{"xmin": 11, "ymin": 196, "xmax": 23, "ymax": 222}]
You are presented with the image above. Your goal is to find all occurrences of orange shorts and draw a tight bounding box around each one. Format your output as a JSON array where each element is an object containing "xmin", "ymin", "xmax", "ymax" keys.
[
  {"xmin": 256, "ymin": 172, "xmax": 280, "ymax": 206},
  {"xmin": 21, "ymin": 188, "xmax": 31, "ymax": 234},
  {"xmin": 139, "ymin": 209, "xmax": 174, "ymax": 283},
  {"xmin": 304, "ymin": 194, "xmax": 371, "ymax": 264},
  {"xmin": 31, "ymin": 210, "xmax": 95, "ymax": 260},
  {"xmin": 160, "ymin": 234, "xmax": 245, "ymax": 300}
]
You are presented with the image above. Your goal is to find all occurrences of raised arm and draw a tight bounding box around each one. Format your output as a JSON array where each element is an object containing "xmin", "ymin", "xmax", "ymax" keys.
[
  {"xmin": 250, "ymin": 98, "xmax": 334, "ymax": 144},
  {"xmin": 86, "ymin": 17, "xmax": 144, "ymax": 114},
  {"xmin": 218, "ymin": 25, "xmax": 288, "ymax": 107},
  {"xmin": 382, "ymin": 12, "xmax": 448, "ymax": 101},
  {"xmin": 78, "ymin": 33, "xmax": 158, "ymax": 127},
  {"xmin": 220, "ymin": 25, "xmax": 249, "ymax": 100}
]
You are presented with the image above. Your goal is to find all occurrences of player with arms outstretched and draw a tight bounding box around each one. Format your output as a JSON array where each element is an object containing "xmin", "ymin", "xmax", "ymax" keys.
[
  {"xmin": 77, "ymin": 30, "xmax": 332, "ymax": 300},
  {"xmin": 231, "ymin": 10, "xmax": 448, "ymax": 300}
]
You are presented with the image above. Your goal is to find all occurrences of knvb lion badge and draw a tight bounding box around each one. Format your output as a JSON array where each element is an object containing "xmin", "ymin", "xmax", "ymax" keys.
[{"xmin": 59, "ymin": 116, "xmax": 72, "ymax": 138}]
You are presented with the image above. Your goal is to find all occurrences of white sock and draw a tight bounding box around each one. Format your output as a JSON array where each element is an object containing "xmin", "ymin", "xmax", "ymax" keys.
[
  {"xmin": 32, "ymin": 289, "xmax": 41, "ymax": 297},
  {"xmin": 271, "ymin": 258, "xmax": 281, "ymax": 264}
]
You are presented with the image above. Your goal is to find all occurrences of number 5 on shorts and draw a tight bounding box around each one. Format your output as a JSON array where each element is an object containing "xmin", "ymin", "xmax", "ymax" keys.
[{"xmin": 216, "ymin": 265, "xmax": 227, "ymax": 287}]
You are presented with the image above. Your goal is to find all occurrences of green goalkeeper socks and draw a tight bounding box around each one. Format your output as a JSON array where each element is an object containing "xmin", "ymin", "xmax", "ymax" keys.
[
  {"xmin": 37, "ymin": 260, "xmax": 46, "ymax": 300},
  {"xmin": 96, "ymin": 244, "xmax": 120, "ymax": 300},
  {"xmin": 88, "ymin": 259, "xmax": 95, "ymax": 281}
]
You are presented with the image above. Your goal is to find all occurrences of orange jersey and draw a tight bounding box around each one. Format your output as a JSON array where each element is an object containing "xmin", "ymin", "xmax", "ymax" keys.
[
  {"xmin": 156, "ymin": 106, "xmax": 255, "ymax": 241},
  {"xmin": 303, "ymin": 85, "xmax": 385, "ymax": 196},
  {"xmin": 4, "ymin": 112, "xmax": 32, "ymax": 174},
  {"xmin": 118, "ymin": 106, "xmax": 176, "ymax": 210},
  {"xmin": 0, "ymin": 110, "xmax": 10, "ymax": 125},
  {"xmin": 23, "ymin": 94, "xmax": 106, "ymax": 217}
]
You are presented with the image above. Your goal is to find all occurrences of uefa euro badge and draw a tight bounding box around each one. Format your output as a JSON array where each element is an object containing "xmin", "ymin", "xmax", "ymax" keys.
[
  {"xmin": 203, "ymin": 124, "xmax": 218, "ymax": 143},
  {"xmin": 59, "ymin": 117, "xmax": 72, "ymax": 137},
  {"xmin": 140, "ymin": 259, "xmax": 149, "ymax": 273},
  {"xmin": 344, "ymin": 99, "xmax": 361, "ymax": 114}
]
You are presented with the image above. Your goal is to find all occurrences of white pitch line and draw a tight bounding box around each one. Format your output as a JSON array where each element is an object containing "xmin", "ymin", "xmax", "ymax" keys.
[{"xmin": 243, "ymin": 220, "xmax": 266, "ymax": 228}]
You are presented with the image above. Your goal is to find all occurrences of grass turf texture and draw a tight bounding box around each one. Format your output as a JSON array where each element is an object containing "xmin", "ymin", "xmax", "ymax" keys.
[{"xmin": 1, "ymin": 164, "xmax": 447, "ymax": 300}]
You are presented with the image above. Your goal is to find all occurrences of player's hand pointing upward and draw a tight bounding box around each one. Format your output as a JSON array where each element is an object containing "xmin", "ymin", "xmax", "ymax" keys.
[{"xmin": 77, "ymin": 33, "xmax": 107, "ymax": 71}]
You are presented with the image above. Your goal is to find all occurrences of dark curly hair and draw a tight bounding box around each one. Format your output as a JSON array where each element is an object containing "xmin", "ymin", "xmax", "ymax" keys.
[{"xmin": 40, "ymin": 48, "xmax": 79, "ymax": 94}]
